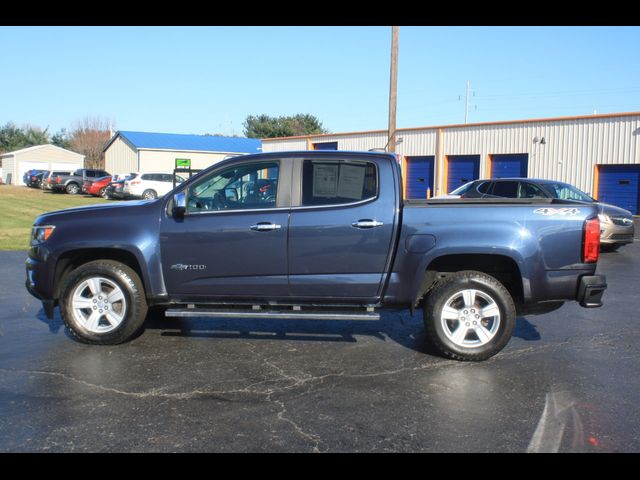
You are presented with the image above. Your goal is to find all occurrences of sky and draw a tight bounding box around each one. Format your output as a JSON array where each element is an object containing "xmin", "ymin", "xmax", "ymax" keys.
[{"xmin": 1, "ymin": 26, "xmax": 639, "ymax": 137}]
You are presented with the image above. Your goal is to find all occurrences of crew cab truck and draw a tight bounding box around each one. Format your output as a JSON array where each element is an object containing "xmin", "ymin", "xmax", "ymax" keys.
[{"xmin": 26, "ymin": 151, "xmax": 607, "ymax": 361}]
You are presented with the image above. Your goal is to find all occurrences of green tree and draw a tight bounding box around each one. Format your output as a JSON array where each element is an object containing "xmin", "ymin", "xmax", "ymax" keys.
[
  {"xmin": 243, "ymin": 114, "xmax": 328, "ymax": 138},
  {"xmin": 51, "ymin": 128, "xmax": 71, "ymax": 149},
  {"xmin": 0, "ymin": 122, "xmax": 50, "ymax": 154}
]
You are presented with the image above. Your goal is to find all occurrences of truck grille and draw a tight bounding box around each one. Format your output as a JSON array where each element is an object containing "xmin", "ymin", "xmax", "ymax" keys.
[{"xmin": 610, "ymin": 234, "xmax": 634, "ymax": 241}]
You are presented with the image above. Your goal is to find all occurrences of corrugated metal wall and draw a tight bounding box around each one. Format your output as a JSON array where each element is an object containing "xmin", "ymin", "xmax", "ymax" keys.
[
  {"xmin": 105, "ymin": 137, "xmax": 138, "ymax": 174},
  {"xmin": 262, "ymin": 113, "xmax": 640, "ymax": 197},
  {"xmin": 261, "ymin": 138, "xmax": 309, "ymax": 152},
  {"xmin": 139, "ymin": 150, "xmax": 229, "ymax": 173}
]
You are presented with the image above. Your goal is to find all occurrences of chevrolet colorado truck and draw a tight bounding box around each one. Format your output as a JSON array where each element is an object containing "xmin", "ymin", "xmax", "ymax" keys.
[{"xmin": 26, "ymin": 151, "xmax": 607, "ymax": 361}]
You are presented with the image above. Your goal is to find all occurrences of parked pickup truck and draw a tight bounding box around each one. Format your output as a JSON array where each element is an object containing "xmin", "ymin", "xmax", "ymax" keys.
[
  {"xmin": 26, "ymin": 151, "xmax": 607, "ymax": 361},
  {"xmin": 51, "ymin": 168, "xmax": 110, "ymax": 195}
]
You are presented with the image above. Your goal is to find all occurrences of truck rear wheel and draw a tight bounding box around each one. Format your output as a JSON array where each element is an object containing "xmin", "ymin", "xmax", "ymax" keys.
[
  {"xmin": 423, "ymin": 270, "xmax": 516, "ymax": 361},
  {"xmin": 59, "ymin": 260, "xmax": 148, "ymax": 345},
  {"xmin": 66, "ymin": 182, "xmax": 80, "ymax": 194}
]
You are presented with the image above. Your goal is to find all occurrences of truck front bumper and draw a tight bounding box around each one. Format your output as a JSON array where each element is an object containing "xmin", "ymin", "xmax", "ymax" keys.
[
  {"xmin": 25, "ymin": 254, "xmax": 56, "ymax": 319},
  {"xmin": 577, "ymin": 275, "xmax": 607, "ymax": 308}
]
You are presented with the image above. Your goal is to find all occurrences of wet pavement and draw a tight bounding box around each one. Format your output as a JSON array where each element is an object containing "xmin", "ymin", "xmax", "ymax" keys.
[{"xmin": 1, "ymin": 242, "xmax": 639, "ymax": 452}]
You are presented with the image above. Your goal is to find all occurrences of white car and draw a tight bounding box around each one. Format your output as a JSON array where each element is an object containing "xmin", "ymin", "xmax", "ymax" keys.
[{"xmin": 123, "ymin": 172, "xmax": 185, "ymax": 200}]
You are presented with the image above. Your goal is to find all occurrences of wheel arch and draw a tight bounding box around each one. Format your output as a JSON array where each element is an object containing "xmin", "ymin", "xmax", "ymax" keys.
[
  {"xmin": 53, "ymin": 248, "xmax": 148, "ymax": 301},
  {"xmin": 414, "ymin": 253, "xmax": 525, "ymax": 309}
]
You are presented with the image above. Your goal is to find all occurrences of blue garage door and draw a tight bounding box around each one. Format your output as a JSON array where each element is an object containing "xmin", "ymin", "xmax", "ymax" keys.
[
  {"xmin": 491, "ymin": 154, "xmax": 528, "ymax": 178},
  {"xmin": 313, "ymin": 141, "xmax": 338, "ymax": 150},
  {"xmin": 598, "ymin": 165, "xmax": 640, "ymax": 214},
  {"xmin": 405, "ymin": 156, "xmax": 435, "ymax": 199},
  {"xmin": 447, "ymin": 155, "xmax": 480, "ymax": 193}
]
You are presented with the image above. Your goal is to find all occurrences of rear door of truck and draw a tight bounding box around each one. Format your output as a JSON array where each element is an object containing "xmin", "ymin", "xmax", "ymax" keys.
[{"xmin": 287, "ymin": 153, "xmax": 400, "ymax": 300}]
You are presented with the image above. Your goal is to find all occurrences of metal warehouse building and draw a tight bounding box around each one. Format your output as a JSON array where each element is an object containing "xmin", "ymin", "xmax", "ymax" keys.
[
  {"xmin": 1, "ymin": 144, "xmax": 85, "ymax": 185},
  {"xmin": 104, "ymin": 131, "xmax": 262, "ymax": 175},
  {"xmin": 262, "ymin": 112, "xmax": 640, "ymax": 214}
]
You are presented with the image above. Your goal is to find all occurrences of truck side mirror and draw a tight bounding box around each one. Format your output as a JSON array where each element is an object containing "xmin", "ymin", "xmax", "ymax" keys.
[{"xmin": 173, "ymin": 191, "xmax": 186, "ymax": 219}]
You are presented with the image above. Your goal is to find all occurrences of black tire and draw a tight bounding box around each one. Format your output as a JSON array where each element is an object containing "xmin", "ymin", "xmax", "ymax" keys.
[
  {"xmin": 600, "ymin": 243, "xmax": 620, "ymax": 252},
  {"xmin": 423, "ymin": 270, "xmax": 516, "ymax": 361},
  {"xmin": 59, "ymin": 260, "xmax": 148, "ymax": 345},
  {"xmin": 66, "ymin": 182, "xmax": 80, "ymax": 194},
  {"xmin": 142, "ymin": 189, "xmax": 157, "ymax": 200},
  {"xmin": 99, "ymin": 187, "xmax": 107, "ymax": 198}
]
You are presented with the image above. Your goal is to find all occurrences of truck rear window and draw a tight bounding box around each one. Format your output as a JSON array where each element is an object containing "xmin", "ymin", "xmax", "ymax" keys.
[{"xmin": 301, "ymin": 160, "xmax": 377, "ymax": 206}]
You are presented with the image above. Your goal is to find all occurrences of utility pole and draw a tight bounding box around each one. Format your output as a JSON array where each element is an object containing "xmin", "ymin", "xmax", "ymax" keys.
[
  {"xmin": 387, "ymin": 26, "xmax": 399, "ymax": 153},
  {"xmin": 464, "ymin": 80, "xmax": 470, "ymax": 124},
  {"xmin": 460, "ymin": 80, "xmax": 476, "ymax": 124}
]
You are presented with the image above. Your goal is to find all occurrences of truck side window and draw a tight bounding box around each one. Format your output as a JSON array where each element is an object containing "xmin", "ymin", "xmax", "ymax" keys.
[
  {"xmin": 186, "ymin": 162, "xmax": 279, "ymax": 212},
  {"xmin": 301, "ymin": 160, "xmax": 377, "ymax": 206}
]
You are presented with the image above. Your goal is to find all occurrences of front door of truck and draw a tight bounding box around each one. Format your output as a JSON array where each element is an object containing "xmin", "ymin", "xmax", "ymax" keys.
[
  {"xmin": 160, "ymin": 159, "xmax": 291, "ymax": 298},
  {"xmin": 287, "ymin": 156, "xmax": 397, "ymax": 300}
]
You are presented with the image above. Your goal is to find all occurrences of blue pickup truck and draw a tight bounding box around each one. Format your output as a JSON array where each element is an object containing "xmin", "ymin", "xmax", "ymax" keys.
[{"xmin": 26, "ymin": 151, "xmax": 607, "ymax": 361}]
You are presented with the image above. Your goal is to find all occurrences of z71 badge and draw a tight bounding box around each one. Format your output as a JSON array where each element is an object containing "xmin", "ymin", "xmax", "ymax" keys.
[{"xmin": 533, "ymin": 207, "xmax": 581, "ymax": 216}]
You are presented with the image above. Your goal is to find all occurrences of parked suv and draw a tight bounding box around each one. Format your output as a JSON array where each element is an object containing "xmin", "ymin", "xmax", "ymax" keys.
[
  {"xmin": 26, "ymin": 170, "xmax": 47, "ymax": 188},
  {"xmin": 23, "ymin": 169, "xmax": 47, "ymax": 186},
  {"xmin": 445, "ymin": 178, "xmax": 635, "ymax": 250},
  {"xmin": 123, "ymin": 172, "xmax": 186, "ymax": 199}
]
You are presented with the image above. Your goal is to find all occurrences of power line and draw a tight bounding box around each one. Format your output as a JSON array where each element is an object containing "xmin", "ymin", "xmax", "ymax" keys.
[{"xmin": 476, "ymin": 86, "xmax": 640, "ymax": 100}]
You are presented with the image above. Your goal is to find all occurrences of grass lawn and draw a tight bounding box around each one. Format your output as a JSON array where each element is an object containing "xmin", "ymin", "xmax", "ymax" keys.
[{"xmin": 0, "ymin": 185, "xmax": 109, "ymax": 250}]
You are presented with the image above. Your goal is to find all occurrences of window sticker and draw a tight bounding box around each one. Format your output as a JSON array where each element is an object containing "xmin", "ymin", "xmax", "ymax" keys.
[
  {"xmin": 312, "ymin": 164, "xmax": 339, "ymax": 197},
  {"xmin": 337, "ymin": 164, "xmax": 366, "ymax": 199}
]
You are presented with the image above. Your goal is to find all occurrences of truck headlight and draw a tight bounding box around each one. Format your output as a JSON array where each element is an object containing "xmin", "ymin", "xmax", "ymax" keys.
[
  {"xmin": 32, "ymin": 225, "xmax": 56, "ymax": 243},
  {"xmin": 597, "ymin": 214, "xmax": 610, "ymax": 223}
]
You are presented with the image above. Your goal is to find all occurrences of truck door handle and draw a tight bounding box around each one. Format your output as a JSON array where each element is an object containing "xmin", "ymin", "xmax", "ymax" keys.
[
  {"xmin": 351, "ymin": 219, "xmax": 384, "ymax": 229},
  {"xmin": 250, "ymin": 222, "xmax": 282, "ymax": 231}
]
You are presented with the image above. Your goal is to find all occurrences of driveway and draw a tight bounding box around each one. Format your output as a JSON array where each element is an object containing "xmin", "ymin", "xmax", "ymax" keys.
[{"xmin": 1, "ymin": 244, "xmax": 639, "ymax": 452}]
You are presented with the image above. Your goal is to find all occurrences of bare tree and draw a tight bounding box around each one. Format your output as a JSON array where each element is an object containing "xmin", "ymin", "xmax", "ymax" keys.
[{"xmin": 69, "ymin": 116, "xmax": 114, "ymax": 169}]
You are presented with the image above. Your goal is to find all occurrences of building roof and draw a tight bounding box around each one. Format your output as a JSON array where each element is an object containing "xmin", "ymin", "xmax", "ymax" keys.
[
  {"xmin": 105, "ymin": 131, "xmax": 262, "ymax": 154},
  {"xmin": 0, "ymin": 143, "xmax": 84, "ymax": 158}
]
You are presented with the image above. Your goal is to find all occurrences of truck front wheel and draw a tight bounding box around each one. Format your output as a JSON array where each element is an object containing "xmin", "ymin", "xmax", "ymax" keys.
[
  {"xmin": 59, "ymin": 260, "xmax": 148, "ymax": 344},
  {"xmin": 423, "ymin": 270, "xmax": 516, "ymax": 361}
]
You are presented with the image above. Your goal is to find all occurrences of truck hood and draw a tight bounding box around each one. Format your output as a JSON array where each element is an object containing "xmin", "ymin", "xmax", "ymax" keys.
[{"xmin": 34, "ymin": 199, "xmax": 159, "ymax": 225}]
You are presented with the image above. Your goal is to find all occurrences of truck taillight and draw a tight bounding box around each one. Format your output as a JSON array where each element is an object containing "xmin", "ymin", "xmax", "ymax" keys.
[
  {"xmin": 583, "ymin": 218, "xmax": 600, "ymax": 263},
  {"xmin": 56, "ymin": 177, "xmax": 61, "ymax": 183}
]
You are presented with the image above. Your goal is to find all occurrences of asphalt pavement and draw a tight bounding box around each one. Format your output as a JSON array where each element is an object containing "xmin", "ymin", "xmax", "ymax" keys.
[{"xmin": 1, "ymin": 243, "xmax": 639, "ymax": 452}]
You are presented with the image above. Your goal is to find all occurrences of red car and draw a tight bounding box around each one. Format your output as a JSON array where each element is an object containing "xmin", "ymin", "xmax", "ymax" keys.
[{"xmin": 86, "ymin": 176, "xmax": 114, "ymax": 198}]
